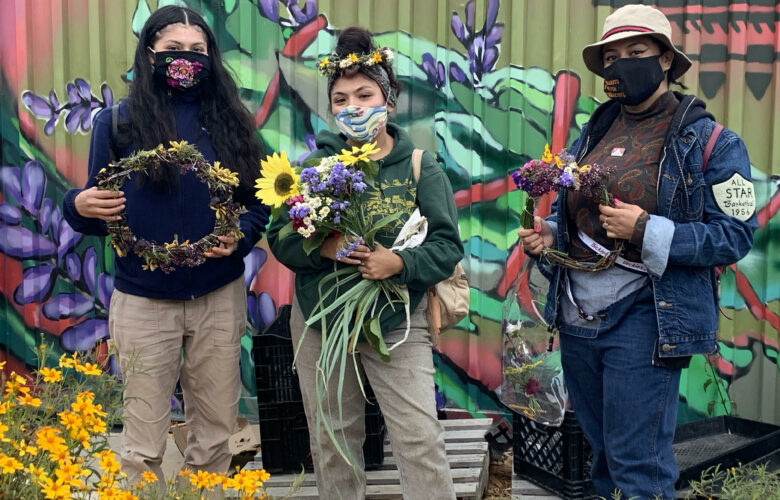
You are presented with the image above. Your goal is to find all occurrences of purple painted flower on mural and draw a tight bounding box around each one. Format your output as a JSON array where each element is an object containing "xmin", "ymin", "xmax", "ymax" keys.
[
  {"xmin": 43, "ymin": 293, "xmax": 95, "ymax": 320},
  {"xmin": 0, "ymin": 225, "xmax": 57, "ymax": 259},
  {"xmin": 254, "ymin": 0, "xmax": 317, "ymax": 26},
  {"xmin": 65, "ymin": 253, "xmax": 81, "ymax": 282},
  {"xmin": 56, "ymin": 219, "xmax": 83, "ymax": 261},
  {"xmin": 61, "ymin": 318, "xmax": 110, "ymax": 352},
  {"xmin": 22, "ymin": 80, "xmax": 113, "ymax": 135},
  {"xmin": 82, "ymin": 247, "xmax": 98, "ymax": 295},
  {"xmin": 451, "ymin": 0, "xmax": 502, "ymax": 83},
  {"xmin": 13, "ymin": 263, "xmax": 56, "ymax": 305},
  {"xmin": 21, "ymin": 161, "xmax": 46, "ymax": 216},
  {"xmin": 422, "ymin": 53, "xmax": 446, "ymax": 89},
  {"xmin": 0, "ymin": 165, "xmax": 22, "ymax": 204},
  {"xmin": 96, "ymin": 273, "xmax": 114, "ymax": 308},
  {"xmin": 243, "ymin": 247, "xmax": 267, "ymax": 289},
  {"xmin": 247, "ymin": 291, "xmax": 277, "ymax": 332},
  {"xmin": 449, "ymin": 63, "xmax": 467, "ymax": 84},
  {"xmin": 0, "ymin": 204, "xmax": 21, "ymax": 225}
]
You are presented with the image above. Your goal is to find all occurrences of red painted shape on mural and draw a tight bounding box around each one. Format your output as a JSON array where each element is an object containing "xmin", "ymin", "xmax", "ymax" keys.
[
  {"xmin": 0, "ymin": 253, "xmax": 75, "ymax": 335},
  {"xmin": 494, "ymin": 72, "xmax": 581, "ymax": 298},
  {"xmin": 250, "ymin": 242, "xmax": 294, "ymax": 309},
  {"xmin": 757, "ymin": 189, "xmax": 780, "ymax": 228},
  {"xmin": 0, "ymin": 350, "xmax": 32, "ymax": 380},
  {"xmin": 255, "ymin": 14, "xmax": 328, "ymax": 129},
  {"xmin": 732, "ymin": 264, "xmax": 780, "ymax": 334}
]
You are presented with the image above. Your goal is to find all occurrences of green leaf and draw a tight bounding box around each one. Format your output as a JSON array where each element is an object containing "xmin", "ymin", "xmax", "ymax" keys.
[
  {"xmin": 359, "ymin": 160, "xmax": 379, "ymax": 187},
  {"xmin": 703, "ymin": 378, "xmax": 713, "ymax": 391},
  {"xmin": 277, "ymin": 221, "xmax": 295, "ymax": 240},
  {"xmin": 364, "ymin": 316, "xmax": 391, "ymax": 362},
  {"xmin": 363, "ymin": 212, "xmax": 404, "ymax": 247},
  {"xmin": 302, "ymin": 231, "xmax": 328, "ymax": 255}
]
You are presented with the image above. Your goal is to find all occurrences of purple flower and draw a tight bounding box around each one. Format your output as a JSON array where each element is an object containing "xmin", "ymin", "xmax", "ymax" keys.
[
  {"xmin": 22, "ymin": 79, "xmax": 113, "ymax": 135},
  {"xmin": 97, "ymin": 273, "xmax": 114, "ymax": 308},
  {"xmin": 0, "ymin": 225, "xmax": 57, "ymax": 259},
  {"xmin": 559, "ymin": 170, "xmax": 575, "ymax": 188},
  {"xmin": 13, "ymin": 263, "xmax": 56, "ymax": 304},
  {"xmin": 82, "ymin": 247, "xmax": 98, "ymax": 295},
  {"xmin": 449, "ymin": 63, "xmax": 467, "ymax": 84},
  {"xmin": 65, "ymin": 253, "xmax": 81, "ymax": 282},
  {"xmin": 0, "ymin": 204, "xmax": 21, "ymax": 225},
  {"xmin": 422, "ymin": 53, "xmax": 446, "ymax": 89},
  {"xmin": 56, "ymin": 219, "xmax": 83, "ymax": 261},
  {"xmin": 254, "ymin": 0, "xmax": 279, "ymax": 22},
  {"xmin": 335, "ymin": 237, "xmax": 364, "ymax": 260},
  {"xmin": 0, "ymin": 165, "xmax": 22, "ymax": 204},
  {"xmin": 243, "ymin": 247, "xmax": 267, "ymax": 288},
  {"xmin": 450, "ymin": 0, "xmax": 502, "ymax": 83},
  {"xmin": 61, "ymin": 318, "xmax": 109, "ymax": 352},
  {"xmin": 21, "ymin": 161, "xmax": 46, "ymax": 215},
  {"xmin": 283, "ymin": 0, "xmax": 317, "ymax": 24},
  {"xmin": 43, "ymin": 293, "xmax": 94, "ymax": 320}
]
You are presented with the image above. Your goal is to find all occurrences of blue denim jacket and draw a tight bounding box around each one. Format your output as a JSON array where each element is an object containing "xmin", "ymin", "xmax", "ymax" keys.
[{"xmin": 542, "ymin": 93, "xmax": 756, "ymax": 358}]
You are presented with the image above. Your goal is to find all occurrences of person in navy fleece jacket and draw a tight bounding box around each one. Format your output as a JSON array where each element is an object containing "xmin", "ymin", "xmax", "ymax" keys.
[{"xmin": 62, "ymin": 5, "xmax": 269, "ymax": 486}]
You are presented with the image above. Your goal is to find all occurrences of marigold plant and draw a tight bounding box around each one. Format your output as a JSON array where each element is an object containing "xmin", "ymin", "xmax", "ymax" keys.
[{"xmin": 0, "ymin": 341, "xmax": 301, "ymax": 499}]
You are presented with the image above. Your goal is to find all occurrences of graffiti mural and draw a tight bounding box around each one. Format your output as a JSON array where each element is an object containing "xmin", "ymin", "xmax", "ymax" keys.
[{"xmin": 1, "ymin": 0, "xmax": 778, "ymax": 442}]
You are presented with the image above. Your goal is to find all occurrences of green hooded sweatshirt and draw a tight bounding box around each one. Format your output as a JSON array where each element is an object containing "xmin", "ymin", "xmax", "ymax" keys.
[{"xmin": 267, "ymin": 122, "xmax": 464, "ymax": 334}]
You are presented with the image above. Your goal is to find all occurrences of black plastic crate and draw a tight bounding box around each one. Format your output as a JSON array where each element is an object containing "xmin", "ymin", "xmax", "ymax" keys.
[
  {"xmin": 254, "ymin": 305, "xmax": 386, "ymax": 474},
  {"xmin": 513, "ymin": 410, "xmax": 597, "ymax": 500}
]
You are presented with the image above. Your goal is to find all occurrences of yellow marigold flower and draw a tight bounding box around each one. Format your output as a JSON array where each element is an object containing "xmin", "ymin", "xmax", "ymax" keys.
[
  {"xmin": 256, "ymin": 469, "xmax": 271, "ymax": 482},
  {"xmin": 12, "ymin": 439, "xmax": 37, "ymax": 457},
  {"xmin": 5, "ymin": 372, "xmax": 29, "ymax": 395},
  {"xmin": 178, "ymin": 467, "xmax": 193, "ymax": 477},
  {"xmin": 348, "ymin": 53, "xmax": 359, "ymax": 63},
  {"xmin": 38, "ymin": 475, "xmax": 71, "ymax": 499},
  {"xmin": 55, "ymin": 459, "xmax": 86, "ymax": 488},
  {"xmin": 0, "ymin": 361, "xmax": 5, "ymax": 370},
  {"xmin": 36, "ymin": 426, "xmax": 66, "ymax": 452},
  {"xmin": 75, "ymin": 362, "xmax": 102, "ymax": 376},
  {"xmin": 59, "ymin": 353, "xmax": 78, "ymax": 369},
  {"xmin": 58, "ymin": 410, "xmax": 80, "ymax": 430},
  {"xmin": 318, "ymin": 56, "xmax": 330, "ymax": 69},
  {"xmin": 28, "ymin": 463, "xmax": 45, "ymax": 477},
  {"xmin": 140, "ymin": 470, "xmax": 158, "ymax": 484},
  {"xmin": 110, "ymin": 240, "xmax": 127, "ymax": 258},
  {"xmin": 40, "ymin": 367, "xmax": 63, "ymax": 383},
  {"xmin": 0, "ymin": 422, "xmax": 9, "ymax": 443},
  {"xmin": 0, "ymin": 453, "xmax": 24, "ymax": 474},
  {"xmin": 189, "ymin": 469, "xmax": 214, "ymax": 489},
  {"xmin": 18, "ymin": 392, "xmax": 42, "ymax": 407},
  {"xmin": 371, "ymin": 51, "xmax": 383, "ymax": 64},
  {"xmin": 98, "ymin": 452, "xmax": 121, "ymax": 475}
]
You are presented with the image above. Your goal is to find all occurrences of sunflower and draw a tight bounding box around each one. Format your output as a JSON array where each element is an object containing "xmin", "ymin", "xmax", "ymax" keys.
[{"xmin": 255, "ymin": 151, "xmax": 299, "ymax": 207}]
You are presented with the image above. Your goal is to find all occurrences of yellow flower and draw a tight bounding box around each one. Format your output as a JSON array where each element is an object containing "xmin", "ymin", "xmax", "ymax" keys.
[
  {"xmin": 110, "ymin": 240, "xmax": 127, "ymax": 258},
  {"xmin": 36, "ymin": 427, "xmax": 66, "ymax": 453},
  {"xmin": 140, "ymin": 470, "xmax": 158, "ymax": 484},
  {"xmin": 318, "ymin": 56, "xmax": 330, "ymax": 69},
  {"xmin": 12, "ymin": 439, "xmax": 38, "ymax": 457},
  {"xmin": 541, "ymin": 143, "xmax": 554, "ymax": 163},
  {"xmin": 0, "ymin": 361, "xmax": 5, "ymax": 370},
  {"xmin": 38, "ymin": 475, "xmax": 71, "ymax": 499},
  {"xmin": 371, "ymin": 51, "xmax": 383, "ymax": 64},
  {"xmin": 75, "ymin": 362, "xmax": 102, "ymax": 376},
  {"xmin": 55, "ymin": 459, "xmax": 86, "ymax": 488},
  {"xmin": 0, "ymin": 453, "xmax": 24, "ymax": 474},
  {"xmin": 168, "ymin": 140, "xmax": 187, "ymax": 152},
  {"xmin": 189, "ymin": 469, "xmax": 215, "ymax": 490},
  {"xmin": 178, "ymin": 468, "xmax": 193, "ymax": 477},
  {"xmin": 18, "ymin": 392, "xmax": 42, "ymax": 407},
  {"xmin": 348, "ymin": 52, "xmax": 359, "ymax": 63},
  {"xmin": 338, "ymin": 142, "xmax": 381, "ymax": 166},
  {"xmin": 59, "ymin": 353, "xmax": 79, "ymax": 369},
  {"xmin": 40, "ymin": 367, "xmax": 63, "ymax": 383},
  {"xmin": 255, "ymin": 151, "xmax": 299, "ymax": 207},
  {"xmin": 210, "ymin": 161, "xmax": 240, "ymax": 187},
  {"xmin": 28, "ymin": 463, "xmax": 45, "ymax": 477}
]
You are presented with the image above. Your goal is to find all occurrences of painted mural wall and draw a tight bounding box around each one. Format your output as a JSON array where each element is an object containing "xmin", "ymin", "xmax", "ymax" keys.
[{"xmin": 1, "ymin": 0, "xmax": 779, "ymax": 444}]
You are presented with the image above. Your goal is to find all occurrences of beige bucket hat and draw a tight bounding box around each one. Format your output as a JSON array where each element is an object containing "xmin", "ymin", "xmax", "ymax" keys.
[{"xmin": 582, "ymin": 4, "xmax": 692, "ymax": 80}]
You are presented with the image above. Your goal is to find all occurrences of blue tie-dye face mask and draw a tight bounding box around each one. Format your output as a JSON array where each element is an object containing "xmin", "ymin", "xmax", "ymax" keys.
[{"xmin": 334, "ymin": 105, "xmax": 388, "ymax": 143}]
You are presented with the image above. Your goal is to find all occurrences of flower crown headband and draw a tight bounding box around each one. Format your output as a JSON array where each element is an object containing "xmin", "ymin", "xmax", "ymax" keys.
[{"xmin": 317, "ymin": 47, "xmax": 394, "ymax": 77}]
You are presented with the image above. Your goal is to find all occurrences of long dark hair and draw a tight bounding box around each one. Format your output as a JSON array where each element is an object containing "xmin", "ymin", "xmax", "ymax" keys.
[{"xmin": 127, "ymin": 6, "xmax": 262, "ymax": 199}]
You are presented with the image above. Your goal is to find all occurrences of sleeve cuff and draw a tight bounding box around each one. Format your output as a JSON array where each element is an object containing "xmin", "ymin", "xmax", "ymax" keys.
[{"xmin": 641, "ymin": 215, "xmax": 674, "ymax": 279}]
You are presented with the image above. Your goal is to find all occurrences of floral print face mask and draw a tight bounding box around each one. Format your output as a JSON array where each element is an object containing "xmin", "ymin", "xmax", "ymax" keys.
[{"xmin": 150, "ymin": 50, "xmax": 211, "ymax": 90}]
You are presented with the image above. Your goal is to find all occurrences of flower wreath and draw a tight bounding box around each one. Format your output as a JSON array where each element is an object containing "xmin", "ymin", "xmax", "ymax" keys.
[
  {"xmin": 317, "ymin": 47, "xmax": 394, "ymax": 77},
  {"xmin": 96, "ymin": 140, "xmax": 245, "ymax": 274}
]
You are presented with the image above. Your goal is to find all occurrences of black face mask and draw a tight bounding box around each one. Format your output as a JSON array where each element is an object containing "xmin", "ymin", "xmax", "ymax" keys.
[
  {"xmin": 602, "ymin": 55, "xmax": 665, "ymax": 106},
  {"xmin": 151, "ymin": 50, "xmax": 211, "ymax": 90}
]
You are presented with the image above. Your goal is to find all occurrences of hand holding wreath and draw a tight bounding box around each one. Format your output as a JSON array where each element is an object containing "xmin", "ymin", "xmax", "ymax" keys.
[{"xmin": 95, "ymin": 140, "xmax": 246, "ymax": 273}]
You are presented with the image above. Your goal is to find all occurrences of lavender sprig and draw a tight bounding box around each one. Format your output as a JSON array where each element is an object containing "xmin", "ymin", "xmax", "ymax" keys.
[{"xmin": 335, "ymin": 237, "xmax": 364, "ymax": 260}]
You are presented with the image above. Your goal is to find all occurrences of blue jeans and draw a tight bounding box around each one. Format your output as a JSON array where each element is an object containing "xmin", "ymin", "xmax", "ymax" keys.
[{"xmin": 558, "ymin": 285, "xmax": 681, "ymax": 500}]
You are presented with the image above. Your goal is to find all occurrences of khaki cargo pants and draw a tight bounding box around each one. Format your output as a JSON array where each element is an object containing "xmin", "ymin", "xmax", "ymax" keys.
[{"xmin": 109, "ymin": 277, "xmax": 245, "ymax": 486}]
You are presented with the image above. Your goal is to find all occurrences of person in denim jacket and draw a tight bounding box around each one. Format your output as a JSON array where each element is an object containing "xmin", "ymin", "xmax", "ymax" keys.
[{"xmin": 518, "ymin": 5, "xmax": 756, "ymax": 499}]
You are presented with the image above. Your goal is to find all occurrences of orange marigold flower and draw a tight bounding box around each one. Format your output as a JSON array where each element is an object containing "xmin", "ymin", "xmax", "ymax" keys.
[
  {"xmin": 40, "ymin": 367, "xmax": 64, "ymax": 383},
  {"xmin": 17, "ymin": 392, "xmax": 42, "ymax": 407},
  {"xmin": 0, "ymin": 453, "xmax": 24, "ymax": 474}
]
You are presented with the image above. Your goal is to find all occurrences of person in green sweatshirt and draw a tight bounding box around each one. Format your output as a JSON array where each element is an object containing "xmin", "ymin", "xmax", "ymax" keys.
[{"xmin": 267, "ymin": 26, "xmax": 462, "ymax": 500}]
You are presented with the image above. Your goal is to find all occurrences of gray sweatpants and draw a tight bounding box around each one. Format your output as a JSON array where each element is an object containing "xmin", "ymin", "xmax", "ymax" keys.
[{"xmin": 291, "ymin": 294, "xmax": 456, "ymax": 500}]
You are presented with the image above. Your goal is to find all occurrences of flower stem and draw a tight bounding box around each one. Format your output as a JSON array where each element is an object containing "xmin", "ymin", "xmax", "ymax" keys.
[{"xmin": 520, "ymin": 197, "xmax": 535, "ymax": 229}]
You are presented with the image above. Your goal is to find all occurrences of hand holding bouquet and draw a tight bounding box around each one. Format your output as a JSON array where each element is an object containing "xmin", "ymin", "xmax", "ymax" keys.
[{"xmin": 513, "ymin": 145, "xmax": 619, "ymax": 272}]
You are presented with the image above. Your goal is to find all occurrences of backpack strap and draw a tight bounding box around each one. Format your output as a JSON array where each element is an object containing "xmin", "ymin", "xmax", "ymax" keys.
[
  {"xmin": 701, "ymin": 123, "xmax": 724, "ymax": 173},
  {"xmin": 411, "ymin": 149, "xmax": 423, "ymax": 182}
]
